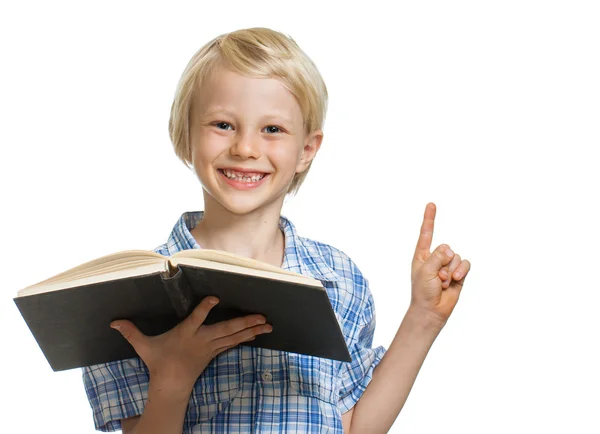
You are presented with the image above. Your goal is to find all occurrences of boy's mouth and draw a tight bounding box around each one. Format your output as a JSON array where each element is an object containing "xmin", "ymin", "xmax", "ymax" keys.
[{"xmin": 218, "ymin": 168, "xmax": 268, "ymax": 183}]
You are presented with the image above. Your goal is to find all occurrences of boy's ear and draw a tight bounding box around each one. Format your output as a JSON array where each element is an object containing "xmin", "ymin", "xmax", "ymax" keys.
[{"xmin": 296, "ymin": 129, "xmax": 323, "ymax": 173}]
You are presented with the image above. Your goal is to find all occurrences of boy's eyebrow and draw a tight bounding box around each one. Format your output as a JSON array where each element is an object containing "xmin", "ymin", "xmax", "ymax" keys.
[
  {"xmin": 261, "ymin": 114, "xmax": 294, "ymax": 125},
  {"xmin": 201, "ymin": 108, "xmax": 295, "ymax": 126},
  {"xmin": 200, "ymin": 107, "xmax": 236, "ymax": 118}
]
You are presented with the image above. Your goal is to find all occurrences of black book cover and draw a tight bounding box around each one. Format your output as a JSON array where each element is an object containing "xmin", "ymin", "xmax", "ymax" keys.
[{"xmin": 14, "ymin": 264, "xmax": 351, "ymax": 371}]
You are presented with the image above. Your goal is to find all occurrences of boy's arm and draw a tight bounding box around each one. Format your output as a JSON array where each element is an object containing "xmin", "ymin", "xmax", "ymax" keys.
[
  {"xmin": 347, "ymin": 204, "xmax": 471, "ymax": 433},
  {"xmin": 120, "ymin": 379, "xmax": 193, "ymax": 434},
  {"xmin": 85, "ymin": 297, "xmax": 271, "ymax": 432},
  {"xmin": 341, "ymin": 407, "xmax": 354, "ymax": 433},
  {"xmin": 346, "ymin": 306, "xmax": 443, "ymax": 434}
]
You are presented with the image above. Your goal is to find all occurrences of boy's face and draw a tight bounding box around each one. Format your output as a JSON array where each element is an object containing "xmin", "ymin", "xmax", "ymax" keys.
[{"xmin": 189, "ymin": 66, "xmax": 322, "ymax": 216}]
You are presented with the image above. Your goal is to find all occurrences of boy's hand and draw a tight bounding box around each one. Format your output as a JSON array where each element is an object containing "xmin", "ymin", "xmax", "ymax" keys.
[
  {"xmin": 410, "ymin": 203, "xmax": 471, "ymax": 326},
  {"xmin": 110, "ymin": 297, "xmax": 272, "ymax": 395}
]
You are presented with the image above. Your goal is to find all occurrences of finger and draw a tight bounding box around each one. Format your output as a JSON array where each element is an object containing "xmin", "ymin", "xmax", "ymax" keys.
[
  {"xmin": 110, "ymin": 320, "xmax": 149, "ymax": 359},
  {"xmin": 203, "ymin": 314, "xmax": 267, "ymax": 340},
  {"xmin": 438, "ymin": 267, "xmax": 449, "ymax": 288},
  {"xmin": 213, "ymin": 338, "xmax": 254, "ymax": 355},
  {"xmin": 422, "ymin": 243, "xmax": 454, "ymax": 277},
  {"xmin": 451, "ymin": 259, "xmax": 471, "ymax": 282},
  {"xmin": 183, "ymin": 296, "xmax": 220, "ymax": 332},
  {"xmin": 414, "ymin": 202, "xmax": 436, "ymax": 260},
  {"xmin": 212, "ymin": 323, "xmax": 273, "ymax": 353},
  {"xmin": 439, "ymin": 268, "xmax": 449, "ymax": 280},
  {"xmin": 446, "ymin": 261, "xmax": 471, "ymax": 298},
  {"xmin": 442, "ymin": 254, "xmax": 462, "ymax": 288}
]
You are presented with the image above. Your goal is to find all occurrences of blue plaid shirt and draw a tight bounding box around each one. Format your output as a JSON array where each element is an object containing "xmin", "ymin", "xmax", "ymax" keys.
[{"xmin": 83, "ymin": 212, "xmax": 386, "ymax": 433}]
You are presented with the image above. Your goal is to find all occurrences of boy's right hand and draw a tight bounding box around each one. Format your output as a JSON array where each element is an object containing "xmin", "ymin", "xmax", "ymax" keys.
[{"xmin": 110, "ymin": 296, "xmax": 272, "ymax": 396}]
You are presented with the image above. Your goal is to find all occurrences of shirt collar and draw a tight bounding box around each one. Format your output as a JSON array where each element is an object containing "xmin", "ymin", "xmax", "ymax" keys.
[{"xmin": 166, "ymin": 211, "xmax": 345, "ymax": 283}]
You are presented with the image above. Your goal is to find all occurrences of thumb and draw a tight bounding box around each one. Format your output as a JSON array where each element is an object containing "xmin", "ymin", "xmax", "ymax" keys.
[
  {"xmin": 422, "ymin": 244, "xmax": 455, "ymax": 277},
  {"xmin": 110, "ymin": 320, "xmax": 149, "ymax": 357}
]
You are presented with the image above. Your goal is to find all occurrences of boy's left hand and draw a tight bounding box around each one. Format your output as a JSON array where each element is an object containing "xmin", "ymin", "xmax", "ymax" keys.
[{"xmin": 410, "ymin": 202, "xmax": 471, "ymax": 326}]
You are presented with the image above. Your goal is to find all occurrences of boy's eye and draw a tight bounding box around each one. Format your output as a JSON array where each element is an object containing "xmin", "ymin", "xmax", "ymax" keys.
[
  {"xmin": 215, "ymin": 122, "xmax": 232, "ymax": 130},
  {"xmin": 264, "ymin": 126, "xmax": 281, "ymax": 134}
]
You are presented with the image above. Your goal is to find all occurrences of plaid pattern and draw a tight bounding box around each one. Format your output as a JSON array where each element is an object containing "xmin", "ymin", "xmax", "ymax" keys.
[{"xmin": 82, "ymin": 212, "xmax": 386, "ymax": 433}]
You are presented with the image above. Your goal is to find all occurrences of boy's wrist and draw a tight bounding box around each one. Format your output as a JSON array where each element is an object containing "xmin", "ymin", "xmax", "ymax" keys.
[
  {"xmin": 130, "ymin": 374, "xmax": 193, "ymax": 434},
  {"xmin": 148, "ymin": 374, "xmax": 195, "ymax": 404},
  {"xmin": 406, "ymin": 304, "xmax": 447, "ymax": 332}
]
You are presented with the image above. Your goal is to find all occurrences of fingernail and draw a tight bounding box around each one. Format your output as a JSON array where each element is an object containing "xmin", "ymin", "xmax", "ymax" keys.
[
  {"xmin": 256, "ymin": 317, "xmax": 266, "ymax": 325},
  {"xmin": 208, "ymin": 297, "xmax": 218, "ymax": 305},
  {"xmin": 454, "ymin": 271, "xmax": 461, "ymax": 279},
  {"xmin": 446, "ymin": 249, "xmax": 454, "ymax": 257},
  {"xmin": 110, "ymin": 324, "xmax": 121, "ymax": 332},
  {"xmin": 264, "ymin": 325, "xmax": 273, "ymax": 333},
  {"xmin": 440, "ymin": 269, "xmax": 448, "ymax": 278}
]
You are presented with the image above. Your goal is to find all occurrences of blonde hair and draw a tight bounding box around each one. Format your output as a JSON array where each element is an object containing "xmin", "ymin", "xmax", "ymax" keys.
[{"xmin": 168, "ymin": 27, "xmax": 328, "ymax": 195}]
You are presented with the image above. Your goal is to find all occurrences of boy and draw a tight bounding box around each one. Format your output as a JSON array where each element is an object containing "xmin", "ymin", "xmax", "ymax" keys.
[{"xmin": 82, "ymin": 27, "xmax": 471, "ymax": 433}]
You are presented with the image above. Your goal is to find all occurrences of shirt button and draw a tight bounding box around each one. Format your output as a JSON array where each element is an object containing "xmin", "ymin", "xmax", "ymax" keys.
[{"xmin": 261, "ymin": 370, "xmax": 273, "ymax": 382}]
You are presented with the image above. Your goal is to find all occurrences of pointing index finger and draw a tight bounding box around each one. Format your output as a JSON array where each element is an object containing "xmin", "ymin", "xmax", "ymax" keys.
[{"xmin": 414, "ymin": 202, "xmax": 436, "ymax": 258}]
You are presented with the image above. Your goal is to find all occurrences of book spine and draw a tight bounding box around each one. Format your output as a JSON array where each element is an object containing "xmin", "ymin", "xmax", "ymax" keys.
[{"xmin": 161, "ymin": 266, "xmax": 194, "ymax": 319}]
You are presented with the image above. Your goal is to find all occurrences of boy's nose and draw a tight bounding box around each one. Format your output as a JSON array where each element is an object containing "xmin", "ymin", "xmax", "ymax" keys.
[{"xmin": 229, "ymin": 131, "xmax": 261, "ymax": 159}]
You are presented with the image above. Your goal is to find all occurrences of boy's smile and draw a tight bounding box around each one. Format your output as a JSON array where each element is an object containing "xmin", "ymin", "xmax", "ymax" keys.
[
  {"xmin": 189, "ymin": 65, "xmax": 322, "ymax": 216},
  {"xmin": 218, "ymin": 167, "xmax": 270, "ymax": 190}
]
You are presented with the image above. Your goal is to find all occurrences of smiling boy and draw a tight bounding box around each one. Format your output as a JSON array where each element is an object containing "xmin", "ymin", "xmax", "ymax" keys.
[{"xmin": 82, "ymin": 28, "xmax": 471, "ymax": 434}]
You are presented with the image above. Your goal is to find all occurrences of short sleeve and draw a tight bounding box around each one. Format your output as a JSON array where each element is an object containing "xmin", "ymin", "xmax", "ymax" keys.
[
  {"xmin": 338, "ymin": 284, "xmax": 386, "ymax": 414},
  {"xmin": 82, "ymin": 357, "xmax": 149, "ymax": 432}
]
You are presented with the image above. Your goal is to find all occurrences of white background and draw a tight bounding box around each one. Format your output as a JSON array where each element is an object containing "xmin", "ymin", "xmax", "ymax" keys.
[{"xmin": 1, "ymin": 1, "xmax": 598, "ymax": 432}]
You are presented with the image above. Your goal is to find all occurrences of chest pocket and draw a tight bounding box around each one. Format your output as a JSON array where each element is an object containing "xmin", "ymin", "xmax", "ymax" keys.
[
  {"xmin": 287, "ymin": 352, "xmax": 340, "ymax": 404},
  {"xmin": 184, "ymin": 348, "xmax": 242, "ymax": 426}
]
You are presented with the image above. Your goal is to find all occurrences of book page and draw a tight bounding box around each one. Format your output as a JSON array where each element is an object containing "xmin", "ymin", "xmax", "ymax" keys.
[
  {"xmin": 16, "ymin": 263, "xmax": 167, "ymax": 296},
  {"xmin": 16, "ymin": 249, "xmax": 324, "ymax": 297},
  {"xmin": 172, "ymin": 249, "xmax": 306, "ymax": 277},
  {"xmin": 170, "ymin": 255, "xmax": 323, "ymax": 288},
  {"xmin": 17, "ymin": 251, "xmax": 167, "ymax": 297}
]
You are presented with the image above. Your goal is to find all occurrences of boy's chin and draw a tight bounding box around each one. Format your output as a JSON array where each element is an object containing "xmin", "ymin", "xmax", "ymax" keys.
[{"xmin": 216, "ymin": 196, "xmax": 284, "ymax": 216}]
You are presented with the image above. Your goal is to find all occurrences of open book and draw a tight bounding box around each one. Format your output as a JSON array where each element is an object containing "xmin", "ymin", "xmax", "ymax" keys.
[{"xmin": 14, "ymin": 249, "xmax": 351, "ymax": 371}]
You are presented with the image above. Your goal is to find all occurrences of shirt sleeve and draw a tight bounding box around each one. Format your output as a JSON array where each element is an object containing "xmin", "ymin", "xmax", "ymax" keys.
[
  {"xmin": 82, "ymin": 357, "xmax": 149, "ymax": 432},
  {"xmin": 337, "ymin": 277, "xmax": 386, "ymax": 414}
]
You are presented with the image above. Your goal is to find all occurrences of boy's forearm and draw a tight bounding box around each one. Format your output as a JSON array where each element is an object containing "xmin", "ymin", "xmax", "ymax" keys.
[
  {"xmin": 129, "ymin": 379, "xmax": 193, "ymax": 434},
  {"xmin": 349, "ymin": 307, "xmax": 445, "ymax": 434}
]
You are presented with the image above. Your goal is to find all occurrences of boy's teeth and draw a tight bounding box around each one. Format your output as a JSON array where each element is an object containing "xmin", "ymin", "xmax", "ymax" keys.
[{"xmin": 222, "ymin": 169, "xmax": 265, "ymax": 182}]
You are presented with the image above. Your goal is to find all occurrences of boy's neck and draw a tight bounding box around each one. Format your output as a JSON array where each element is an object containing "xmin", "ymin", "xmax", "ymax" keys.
[{"xmin": 190, "ymin": 200, "xmax": 285, "ymax": 268}]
